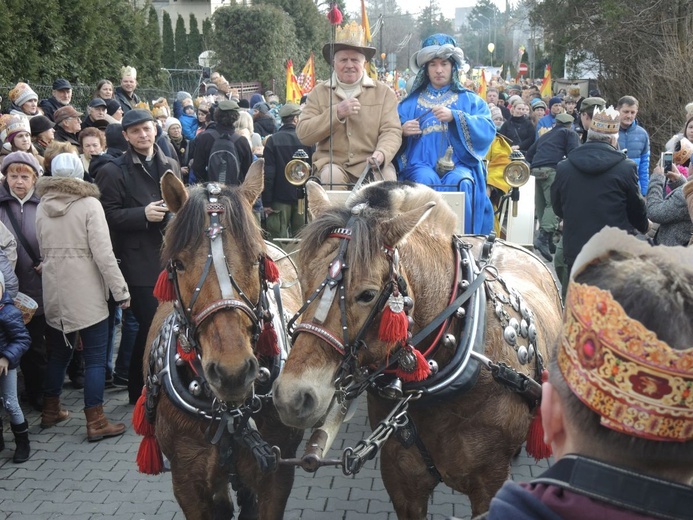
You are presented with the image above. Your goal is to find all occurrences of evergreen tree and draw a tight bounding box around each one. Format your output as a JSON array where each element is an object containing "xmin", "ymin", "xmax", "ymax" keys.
[
  {"xmin": 212, "ymin": 5, "xmax": 298, "ymax": 99},
  {"xmin": 162, "ymin": 11, "xmax": 175, "ymax": 69},
  {"xmin": 143, "ymin": 5, "xmax": 163, "ymax": 77},
  {"xmin": 174, "ymin": 14, "xmax": 189, "ymax": 68},
  {"xmin": 202, "ymin": 18, "xmax": 213, "ymax": 51},
  {"xmin": 188, "ymin": 14, "xmax": 203, "ymax": 67}
]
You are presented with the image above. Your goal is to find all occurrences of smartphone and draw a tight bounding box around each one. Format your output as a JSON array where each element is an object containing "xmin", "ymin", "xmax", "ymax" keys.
[{"xmin": 661, "ymin": 151, "xmax": 673, "ymax": 172}]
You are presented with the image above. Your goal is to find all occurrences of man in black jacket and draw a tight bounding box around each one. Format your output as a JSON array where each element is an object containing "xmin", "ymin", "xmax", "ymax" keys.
[
  {"xmin": 552, "ymin": 106, "xmax": 648, "ymax": 297},
  {"xmin": 261, "ymin": 103, "xmax": 313, "ymax": 241},
  {"xmin": 95, "ymin": 109, "xmax": 180, "ymax": 404},
  {"xmin": 190, "ymin": 100, "xmax": 252, "ymax": 184},
  {"xmin": 38, "ymin": 79, "xmax": 72, "ymax": 122},
  {"xmin": 525, "ymin": 113, "xmax": 580, "ymax": 261}
]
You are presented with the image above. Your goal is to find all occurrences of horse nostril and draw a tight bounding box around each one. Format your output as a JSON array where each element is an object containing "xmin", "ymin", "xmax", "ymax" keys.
[
  {"xmin": 296, "ymin": 389, "xmax": 316, "ymax": 417},
  {"xmin": 206, "ymin": 361, "xmax": 225, "ymax": 384}
]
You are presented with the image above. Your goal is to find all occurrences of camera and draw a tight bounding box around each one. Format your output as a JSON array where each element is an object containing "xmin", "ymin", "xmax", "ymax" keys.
[{"xmin": 661, "ymin": 151, "xmax": 673, "ymax": 172}]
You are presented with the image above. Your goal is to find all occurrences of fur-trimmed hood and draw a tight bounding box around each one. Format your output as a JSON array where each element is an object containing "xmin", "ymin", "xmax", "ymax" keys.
[{"xmin": 36, "ymin": 177, "xmax": 100, "ymax": 218}]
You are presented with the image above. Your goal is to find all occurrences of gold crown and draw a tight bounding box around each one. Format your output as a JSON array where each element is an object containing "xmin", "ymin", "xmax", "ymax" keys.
[
  {"xmin": 134, "ymin": 101, "xmax": 150, "ymax": 112},
  {"xmin": 121, "ymin": 65, "xmax": 137, "ymax": 79},
  {"xmin": 559, "ymin": 282, "xmax": 693, "ymax": 442},
  {"xmin": 151, "ymin": 97, "xmax": 170, "ymax": 118},
  {"xmin": 335, "ymin": 21, "xmax": 367, "ymax": 47},
  {"xmin": 590, "ymin": 106, "xmax": 620, "ymax": 134}
]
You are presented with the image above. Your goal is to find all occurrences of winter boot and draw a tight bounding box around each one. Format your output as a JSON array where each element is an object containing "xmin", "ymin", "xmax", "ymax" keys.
[
  {"xmin": 41, "ymin": 395, "xmax": 70, "ymax": 428},
  {"xmin": 84, "ymin": 404, "xmax": 126, "ymax": 442},
  {"xmin": 11, "ymin": 421, "xmax": 30, "ymax": 463},
  {"xmin": 533, "ymin": 230, "xmax": 553, "ymax": 261}
]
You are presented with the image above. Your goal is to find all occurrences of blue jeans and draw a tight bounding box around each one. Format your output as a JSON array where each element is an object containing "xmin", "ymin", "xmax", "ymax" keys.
[
  {"xmin": 1, "ymin": 369, "xmax": 25, "ymax": 424},
  {"xmin": 44, "ymin": 319, "xmax": 109, "ymax": 409},
  {"xmin": 114, "ymin": 308, "xmax": 139, "ymax": 379}
]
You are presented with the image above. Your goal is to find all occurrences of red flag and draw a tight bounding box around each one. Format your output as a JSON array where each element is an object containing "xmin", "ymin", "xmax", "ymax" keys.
[
  {"xmin": 286, "ymin": 59, "xmax": 302, "ymax": 104},
  {"xmin": 297, "ymin": 52, "xmax": 316, "ymax": 94}
]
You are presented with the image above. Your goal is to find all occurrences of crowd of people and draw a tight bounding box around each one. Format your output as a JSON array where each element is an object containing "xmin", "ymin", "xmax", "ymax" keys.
[{"xmin": 0, "ymin": 24, "xmax": 690, "ymax": 519}]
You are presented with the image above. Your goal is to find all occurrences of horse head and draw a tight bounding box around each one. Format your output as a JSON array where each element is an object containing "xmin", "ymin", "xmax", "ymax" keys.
[
  {"xmin": 274, "ymin": 181, "xmax": 457, "ymax": 431},
  {"xmin": 160, "ymin": 161, "xmax": 269, "ymax": 405}
]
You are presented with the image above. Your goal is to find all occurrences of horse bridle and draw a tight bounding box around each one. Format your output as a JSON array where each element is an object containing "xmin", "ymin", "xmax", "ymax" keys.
[
  {"xmin": 167, "ymin": 183, "xmax": 272, "ymax": 356},
  {"xmin": 287, "ymin": 213, "xmax": 410, "ymax": 389}
]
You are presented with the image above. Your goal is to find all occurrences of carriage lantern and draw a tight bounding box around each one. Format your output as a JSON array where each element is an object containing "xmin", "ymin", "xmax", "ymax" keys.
[
  {"xmin": 502, "ymin": 151, "xmax": 530, "ymax": 217},
  {"xmin": 284, "ymin": 149, "xmax": 312, "ymax": 215}
]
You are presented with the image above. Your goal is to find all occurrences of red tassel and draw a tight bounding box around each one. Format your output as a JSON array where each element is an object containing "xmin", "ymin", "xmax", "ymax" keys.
[
  {"xmin": 526, "ymin": 406, "xmax": 552, "ymax": 461},
  {"xmin": 136, "ymin": 436, "xmax": 164, "ymax": 475},
  {"xmin": 177, "ymin": 341, "xmax": 197, "ymax": 363},
  {"xmin": 526, "ymin": 369, "xmax": 552, "ymax": 461},
  {"xmin": 256, "ymin": 322, "xmax": 280, "ymax": 357},
  {"xmin": 132, "ymin": 389, "xmax": 154, "ymax": 436},
  {"xmin": 378, "ymin": 306, "xmax": 409, "ymax": 346},
  {"xmin": 327, "ymin": 4, "xmax": 343, "ymax": 25},
  {"xmin": 396, "ymin": 347, "xmax": 431, "ymax": 383},
  {"xmin": 263, "ymin": 256, "xmax": 280, "ymax": 283},
  {"xmin": 153, "ymin": 270, "xmax": 176, "ymax": 302}
]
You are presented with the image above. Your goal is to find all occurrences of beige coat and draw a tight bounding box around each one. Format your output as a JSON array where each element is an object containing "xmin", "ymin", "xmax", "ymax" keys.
[
  {"xmin": 685, "ymin": 179, "xmax": 693, "ymax": 246},
  {"xmin": 36, "ymin": 177, "xmax": 129, "ymax": 333},
  {"xmin": 297, "ymin": 74, "xmax": 402, "ymax": 178}
]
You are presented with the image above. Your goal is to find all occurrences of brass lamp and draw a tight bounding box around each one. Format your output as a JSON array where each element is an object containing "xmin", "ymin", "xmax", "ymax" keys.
[
  {"xmin": 503, "ymin": 150, "xmax": 530, "ymax": 217},
  {"xmin": 284, "ymin": 149, "xmax": 311, "ymax": 215}
]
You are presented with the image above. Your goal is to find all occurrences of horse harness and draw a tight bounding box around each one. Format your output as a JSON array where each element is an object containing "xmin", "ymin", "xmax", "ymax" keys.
[
  {"xmin": 284, "ymin": 226, "xmax": 545, "ymax": 478},
  {"xmin": 144, "ymin": 183, "xmax": 290, "ymax": 475}
]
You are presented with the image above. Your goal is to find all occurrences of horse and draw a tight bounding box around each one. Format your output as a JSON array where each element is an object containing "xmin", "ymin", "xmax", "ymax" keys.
[
  {"xmin": 272, "ymin": 180, "xmax": 563, "ymax": 518},
  {"xmin": 137, "ymin": 162, "xmax": 304, "ymax": 520}
]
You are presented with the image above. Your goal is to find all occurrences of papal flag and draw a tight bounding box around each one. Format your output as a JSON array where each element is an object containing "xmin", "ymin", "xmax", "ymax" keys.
[
  {"xmin": 540, "ymin": 64, "xmax": 552, "ymax": 98},
  {"xmin": 361, "ymin": 0, "xmax": 378, "ymax": 80},
  {"xmin": 286, "ymin": 59, "xmax": 302, "ymax": 104},
  {"xmin": 297, "ymin": 52, "xmax": 316, "ymax": 94}
]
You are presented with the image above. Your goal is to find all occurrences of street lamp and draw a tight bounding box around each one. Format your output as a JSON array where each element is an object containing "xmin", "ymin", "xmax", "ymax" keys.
[
  {"xmin": 477, "ymin": 14, "xmax": 491, "ymax": 65},
  {"xmin": 487, "ymin": 42, "xmax": 495, "ymax": 67}
]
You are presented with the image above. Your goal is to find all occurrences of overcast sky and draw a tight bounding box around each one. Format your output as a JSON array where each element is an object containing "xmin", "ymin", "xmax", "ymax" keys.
[{"xmin": 343, "ymin": 0, "xmax": 510, "ymax": 20}]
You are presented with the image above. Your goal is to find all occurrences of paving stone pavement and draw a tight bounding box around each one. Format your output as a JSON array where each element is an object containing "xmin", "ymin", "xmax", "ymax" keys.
[{"xmin": 0, "ymin": 380, "xmax": 550, "ymax": 520}]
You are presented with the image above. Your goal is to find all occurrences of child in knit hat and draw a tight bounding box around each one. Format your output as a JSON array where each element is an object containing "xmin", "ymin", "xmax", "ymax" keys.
[{"xmin": 0, "ymin": 267, "xmax": 32, "ymax": 463}]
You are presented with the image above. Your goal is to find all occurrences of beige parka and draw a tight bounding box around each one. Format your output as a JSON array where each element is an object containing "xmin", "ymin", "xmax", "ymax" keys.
[{"xmin": 35, "ymin": 176, "xmax": 129, "ymax": 333}]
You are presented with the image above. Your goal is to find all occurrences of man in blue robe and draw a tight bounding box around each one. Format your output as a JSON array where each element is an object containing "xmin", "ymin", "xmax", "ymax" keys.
[{"xmin": 396, "ymin": 34, "xmax": 496, "ymax": 234}]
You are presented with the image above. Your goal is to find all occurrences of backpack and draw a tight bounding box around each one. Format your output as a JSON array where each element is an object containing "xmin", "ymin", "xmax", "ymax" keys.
[{"xmin": 207, "ymin": 129, "xmax": 242, "ymax": 185}]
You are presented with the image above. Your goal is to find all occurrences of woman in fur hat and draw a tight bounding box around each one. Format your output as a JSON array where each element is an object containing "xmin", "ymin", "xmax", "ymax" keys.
[{"xmin": 35, "ymin": 153, "xmax": 130, "ymax": 442}]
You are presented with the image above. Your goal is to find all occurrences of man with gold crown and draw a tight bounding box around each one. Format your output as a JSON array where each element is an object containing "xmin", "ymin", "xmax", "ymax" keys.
[
  {"xmin": 296, "ymin": 21, "xmax": 401, "ymax": 189},
  {"xmin": 476, "ymin": 227, "xmax": 693, "ymax": 519},
  {"xmin": 115, "ymin": 66, "xmax": 141, "ymax": 115},
  {"xmin": 396, "ymin": 34, "xmax": 496, "ymax": 234},
  {"xmin": 551, "ymin": 106, "xmax": 648, "ymax": 295}
]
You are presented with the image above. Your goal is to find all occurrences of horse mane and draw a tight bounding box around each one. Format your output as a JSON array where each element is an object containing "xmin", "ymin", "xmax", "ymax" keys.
[
  {"xmin": 299, "ymin": 182, "xmax": 457, "ymax": 285},
  {"xmin": 161, "ymin": 184, "xmax": 264, "ymax": 265}
]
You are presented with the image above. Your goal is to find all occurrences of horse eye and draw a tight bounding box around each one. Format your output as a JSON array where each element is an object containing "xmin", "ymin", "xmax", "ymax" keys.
[
  {"xmin": 174, "ymin": 260, "xmax": 185, "ymax": 272},
  {"xmin": 356, "ymin": 290, "xmax": 377, "ymax": 303}
]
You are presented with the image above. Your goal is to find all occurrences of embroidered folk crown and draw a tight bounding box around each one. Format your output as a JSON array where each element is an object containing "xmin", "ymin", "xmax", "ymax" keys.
[{"xmin": 559, "ymin": 282, "xmax": 693, "ymax": 442}]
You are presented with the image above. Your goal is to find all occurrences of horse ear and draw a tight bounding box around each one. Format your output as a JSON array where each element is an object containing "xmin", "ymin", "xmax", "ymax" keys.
[
  {"xmin": 383, "ymin": 201, "xmax": 436, "ymax": 247},
  {"xmin": 306, "ymin": 180, "xmax": 331, "ymax": 219},
  {"xmin": 240, "ymin": 159, "xmax": 264, "ymax": 205},
  {"xmin": 161, "ymin": 170, "xmax": 188, "ymax": 213}
]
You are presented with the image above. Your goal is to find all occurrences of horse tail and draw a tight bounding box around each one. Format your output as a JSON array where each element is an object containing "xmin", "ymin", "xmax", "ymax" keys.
[{"xmin": 132, "ymin": 387, "xmax": 165, "ymax": 475}]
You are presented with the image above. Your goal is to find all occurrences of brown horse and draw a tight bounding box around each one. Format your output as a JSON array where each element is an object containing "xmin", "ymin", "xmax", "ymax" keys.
[
  {"xmin": 273, "ymin": 180, "xmax": 563, "ymax": 518},
  {"xmin": 141, "ymin": 162, "xmax": 303, "ymax": 519}
]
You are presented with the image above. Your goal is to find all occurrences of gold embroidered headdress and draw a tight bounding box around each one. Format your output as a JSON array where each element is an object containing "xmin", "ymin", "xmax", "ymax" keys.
[
  {"xmin": 590, "ymin": 106, "xmax": 620, "ymax": 134},
  {"xmin": 560, "ymin": 228, "xmax": 693, "ymax": 442}
]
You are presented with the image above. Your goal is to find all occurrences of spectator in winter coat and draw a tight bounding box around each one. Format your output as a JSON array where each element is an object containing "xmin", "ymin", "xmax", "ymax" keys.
[
  {"xmin": 8, "ymin": 83, "xmax": 40, "ymax": 118},
  {"xmin": 30, "ymin": 116, "xmax": 55, "ymax": 158},
  {"xmin": 646, "ymin": 163, "xmax": 693, "ymax": 246},
  {"xmin": 81, "ymin": 98, "xmax": 109, "ymax": 131},
  {"xmin": 499, "ymin": 100, "xmax": 535, "ymax": 155},
  {"xmin": 0, "ymin": 268, "xmax": 32, "ymax": 463},
  {"xmin": 0, "ymin": 152, "xmax": 47, "ymax": 411},
  {"xmin": 617, "ymin": 95, "xmax": 650, "ymax": 195},
  {"xmin": 39, "ymin": 79, "xmax": 72, "ymax": 122},
  {"xmin": 535, "ymin": 96, "xmax": 564, "ymax": 137},
  {"xmin": 36, "ymin": 153, "xmax": 130, "ymax": 441},
  {"xmin": 253, "ymin": 102, "xmax": 276, "ymax": 138},
  {"xmin": 53, "ymin": 106, "xmax": 83, "ymax": 152},
  {"xmin": 114, "ymin": 66, "xmax": 140, "ymax": 114},
  {"xmin": 93, "ymin": 79, "xmax": 114, "ymax": 100},
  {"xmin": 525, "ymin": 113, "xmax": 580, "ymax": 261}
]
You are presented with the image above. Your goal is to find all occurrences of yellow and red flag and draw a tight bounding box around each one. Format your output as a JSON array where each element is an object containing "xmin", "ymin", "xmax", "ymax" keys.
[
  {"xmin": 540, "ymin": 64, "xmax": 552, "ymax": 98},
  {"xmin": 477, "ymin": 69, "xmax": 487, "ymax": 100},
  {"xmin": 286, "ymin": 59, "xmax": 302, "ymax": 104},
  {"xmin": 361, "ymin": 0, "xmax": 378, "ymax": 80},
  {"xmin": 297, "ymin": 52, "xmax": 316, "ymax": 94}
]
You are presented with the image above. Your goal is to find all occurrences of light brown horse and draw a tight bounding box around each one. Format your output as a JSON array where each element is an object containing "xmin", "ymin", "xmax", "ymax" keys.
[
  {"xmin": 273, "ymin": 180, "xmax": 563, "ymax": 518},
  {"xmin": 142, "ymin": 163, "xmax": 303, "ymax": 519}
]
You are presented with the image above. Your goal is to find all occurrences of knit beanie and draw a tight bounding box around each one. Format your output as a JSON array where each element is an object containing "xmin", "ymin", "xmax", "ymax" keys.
[
  {"xmin": 9, "ymin": 83, "xmax": 38, "ymax": 108},
  {"xmin": 30, "ymin": 115, "xmax": 55, "ymax": 137},
  {"xmin": 164, "ymin": 117, "xmax": 181, "ymax": 133},
  {"xmin": 1, "ymin": 151, "xmax": 43, "ymax": 176},
  {"xmin": 105, "ymin": 99, "xmax": 122, "ymax": 117},
  {"xmin": 51, "ymin": 153, "xmax": 84, "ymax": 179}
]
